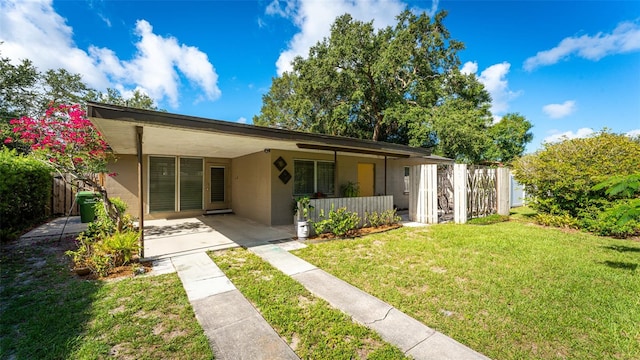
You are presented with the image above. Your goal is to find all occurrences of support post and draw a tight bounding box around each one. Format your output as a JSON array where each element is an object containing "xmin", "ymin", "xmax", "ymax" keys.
[
  {"xmin": 384, "ymin": 156, "xmax": 387, "ymax": 195},
  {"xmin": 453, "ymin": 163, "xmax": 467, "ymax": 224},
  {"xmin": 496, "ymin": 167, "xmax": 511, "ymax": 215},
  {"xmin": 136, "ymin": 126, "xmax": 144, "ymax": 258},
  {"xmin": 409, "ymin": 164, "xmax": 438, "ymax": 223}
]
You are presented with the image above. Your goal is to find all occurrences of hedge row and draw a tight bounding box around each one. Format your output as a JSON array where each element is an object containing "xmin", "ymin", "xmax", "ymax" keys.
[{"xmin": 0, "ymin": 148, "xmax": 52, "ymax": 241}]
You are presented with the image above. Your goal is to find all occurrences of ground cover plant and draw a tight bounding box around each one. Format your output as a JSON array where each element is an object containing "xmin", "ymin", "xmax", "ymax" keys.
[
  {"xmin": 0, "ymin": 237, "xmax": 212, "ymax": 360},
  {"xmin": 293, "ymin": 208, "xmax": 640, "ymax": 359},
  {"xmin": 210, "ymin": 248, "xmax": 407, "ymax": 359}
]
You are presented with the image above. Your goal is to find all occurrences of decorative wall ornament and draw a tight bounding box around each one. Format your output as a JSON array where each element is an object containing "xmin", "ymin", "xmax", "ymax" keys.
[
  {"xmin": 273, "ymin": 156, "xmax": 287, "ymax": 171},
  {"xmin": 279, "ymin": 169, "xmax": 292, "ymax": 184}
]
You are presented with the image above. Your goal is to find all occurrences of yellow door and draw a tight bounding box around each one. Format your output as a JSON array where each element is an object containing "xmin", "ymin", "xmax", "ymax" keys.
[{"xmin": 357, "ymin": 163, "xmax": 374, "ymax": 197}]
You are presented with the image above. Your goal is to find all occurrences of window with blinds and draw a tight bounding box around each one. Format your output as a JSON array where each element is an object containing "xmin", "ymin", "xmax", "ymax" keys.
[
  {"xmin": 210, "ymin": 167, "xmax": 225, "ymax": 202},
  {"xmin": 293, "ymin": 160, "xmax": 334, "ymax": 196},
  {"xmin": 179, "ymin": 158, "xmax": 203, "ymax": 210},
  {"xmin": 149, "ymin": 157, "xmax": 176, "ymax": 212}
]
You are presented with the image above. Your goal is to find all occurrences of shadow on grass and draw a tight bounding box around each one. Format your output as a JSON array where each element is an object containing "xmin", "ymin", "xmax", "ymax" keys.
[
  {"xmin": 602, "ymin": 260, "xmax": 638, "ymax": 271},
  {"xmin": 602, "ymin": 245, "xmax": 640, "ymax": 253},
  {"xmin": 0, "ymin": 237, "xmax": 101, "ymax": 359}
]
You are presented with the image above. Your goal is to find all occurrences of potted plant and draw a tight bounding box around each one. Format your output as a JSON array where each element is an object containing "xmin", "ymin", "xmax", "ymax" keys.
[
  {"xmin": 294, "ymin": 196, "xmax": 313, "ymax": 239},
  {"xmin": 341, "ymin": 181, "xmax": 360, "ymax": 197}
]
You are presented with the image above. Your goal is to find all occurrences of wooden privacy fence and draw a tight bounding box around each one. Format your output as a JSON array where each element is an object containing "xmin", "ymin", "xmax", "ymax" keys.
[
  {"xmin": 410, "ymin": 164, "xmax": 510, "ymax": 224},
  {"xmin": 50, "ymin": 173, "xmax": 104, "ymax": 216},
  {"xmin": 307, "ymin": 196, "xmax": 393, "ymax": 226}
]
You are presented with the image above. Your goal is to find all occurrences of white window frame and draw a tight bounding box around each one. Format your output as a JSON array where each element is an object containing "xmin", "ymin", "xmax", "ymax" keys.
[{"xmin": 293, "ymin": 159, "xmax": 335, "ymax": 196}]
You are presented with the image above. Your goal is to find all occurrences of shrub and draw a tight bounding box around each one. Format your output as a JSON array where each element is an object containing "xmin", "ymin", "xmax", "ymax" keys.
[
  {"xmin": 0, "ymin": 148, "xmax": 51, "ymax": 241},
  {"xmin": 100, "ymin": 231, "xmax": 140, "ymax": 265},
  {"xmin": 534, "ymin": 213, "xmax": 578, "ymax": 229},
  {"xmin": 365, "ymin": 209, "xmax": 402, "ymax": 227},
  {"xmin": 513, "ymin": 131, "xmax": 640, "ymax": 217},
  {"xmin": 66, "ymin": 196, "xmax": 138, "ymax": 276},
  {"xmin": 580, "ymin": 200, "xmax": 640, "ymax": 238},
  {"xmin": 314, "ymin": 206, "xmax": 360, "ymax": 237}
]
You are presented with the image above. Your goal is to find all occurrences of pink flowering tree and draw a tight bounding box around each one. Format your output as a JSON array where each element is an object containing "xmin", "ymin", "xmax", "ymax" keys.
[{"xmin": 3, "ymin": 104, "xmax": 124, "ymax": 229}]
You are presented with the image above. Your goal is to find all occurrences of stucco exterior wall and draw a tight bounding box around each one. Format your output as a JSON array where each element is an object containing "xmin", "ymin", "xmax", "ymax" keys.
[
  {"xmin": 232, "ymin": 151, "xmax": 271, "ymax": 225},
  {"xmin": 270, "ymin": 149, "xmax": 392, "ymax": 225},
  {"xmin": 105, "ymin": 154, "xmax": 141, "ymax": 218}
]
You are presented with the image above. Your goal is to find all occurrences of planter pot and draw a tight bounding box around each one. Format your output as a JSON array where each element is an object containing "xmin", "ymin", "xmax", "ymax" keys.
[{"xmin": 297, "ymin": 220, "xmax": 309, "ymax": 240}]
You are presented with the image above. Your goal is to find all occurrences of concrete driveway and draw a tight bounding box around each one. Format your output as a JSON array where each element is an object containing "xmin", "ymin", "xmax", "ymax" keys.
[{"xmin": 142, "ymin": 214, "xmax": 294, "ymax": 260}]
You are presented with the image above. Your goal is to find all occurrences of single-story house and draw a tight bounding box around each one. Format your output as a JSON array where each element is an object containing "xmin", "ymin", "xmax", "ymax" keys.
[{"xmin": 87, "ymin": 102, "xmax": 452, "ymax": 227}]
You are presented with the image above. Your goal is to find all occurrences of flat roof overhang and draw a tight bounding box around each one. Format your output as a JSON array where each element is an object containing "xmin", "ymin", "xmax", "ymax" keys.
[{"xmin": 87, "ymin": 102, "xmax": 444, "ymax": 160}]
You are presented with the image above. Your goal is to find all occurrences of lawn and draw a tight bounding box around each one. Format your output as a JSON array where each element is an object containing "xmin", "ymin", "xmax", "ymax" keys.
[
  {"xmin": 293, "ymin": 208, "xmax": 640, "ymax": 359},
  {"xmin": 210, "ymin": 248, "xmax": 407, "ymax": 359},
  {"xmin": 0, "ymin": 237, "xmax": 212, "ymax": 360}
]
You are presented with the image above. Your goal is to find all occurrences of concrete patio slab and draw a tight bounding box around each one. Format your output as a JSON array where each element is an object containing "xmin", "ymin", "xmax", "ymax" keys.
[
  {"xmin": 142, "ymin": 215, "xmax": 294, "ymax": 260},
  {"xmin": 19, "ymin": 216, "xmax": 87, "ymax": 240}
]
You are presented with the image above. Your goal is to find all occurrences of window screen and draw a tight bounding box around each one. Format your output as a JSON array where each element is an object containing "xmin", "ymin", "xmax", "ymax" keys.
[
  {"xmin": 149, "ymin": 157, "xmax": 176, "ymax": 212},
  {"xmin": 294, "ymin": 160, "xmax": 315, "ymax": 195},
  {"xmin": 317, "ymin": 161, "xmax": 335, "ymax": 195},
  {"xmin": 180, "ymin": 158, "xmax": 203, "ymax": 210}
]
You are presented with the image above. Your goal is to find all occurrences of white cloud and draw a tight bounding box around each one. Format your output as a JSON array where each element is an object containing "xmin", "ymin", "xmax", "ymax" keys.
[
  {"xmin": 542, "ymin": 100, "xmax": 576, "ymax": 119},
  {"xmin": 524, "ymin": 20, "xmax": 640, "ymax": 71},
  {"xmin": 543, "ymin": 128, "xmax": 594, "ymax": 143},
  {"xmin": 237, "ymin": 117, "xmax": 248, "ymax": 124},
  {"xmin": 627, "ymin": 129, "xmax": 640, "ymax": 138},
  {"xmin": 0, "ymin": 0, "xmax": 220, "ymax": 108},
  {"xmin": 266, "ymin": 0, "xmax": 438, "ymax": 75},
  {"xmin": 463, "ymin": 61, "xmax": 521, "ymax": 117},
  {"xmin": 460, "ymin": 61, "xmax": 478, "ymax": 75}
]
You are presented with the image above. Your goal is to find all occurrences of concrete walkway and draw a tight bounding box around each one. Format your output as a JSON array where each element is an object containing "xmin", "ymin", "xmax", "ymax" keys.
[
  {"xmin": 248, "ymin": 243, "xmax": 490, "ymax": 360},
  {"xmin": 171, "ymin": 252, "xmax": 299, "ymax": 360}
]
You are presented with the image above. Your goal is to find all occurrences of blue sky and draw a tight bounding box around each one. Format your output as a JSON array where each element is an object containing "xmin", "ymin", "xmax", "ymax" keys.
[{"xmin": 1, "ymin": 0, "xmax": 638, "ymax": 153}]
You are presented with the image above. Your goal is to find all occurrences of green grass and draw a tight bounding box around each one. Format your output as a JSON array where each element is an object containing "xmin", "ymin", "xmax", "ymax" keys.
[
  {"xmin": 210, "ymin": 248, "xmax": 407, "ymax": 360},
  {"xmin": 0, "ymin": 238, "xmax": 212, "ymax": 360},
  {"xmin": 293, "ymin": 214, "xmax": 640, "ymax": 360}
]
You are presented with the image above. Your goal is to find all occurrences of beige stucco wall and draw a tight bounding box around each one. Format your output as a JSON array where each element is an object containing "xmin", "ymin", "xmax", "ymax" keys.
[
  {"xmin": 231, "ymin": 151, "xmax": 271, "ymax": 225},
  {"xmin": 105, "ymin": 154, "xmax": 141, "ymax": 218},
  {"xmin": 269, "ymin": 149, "xmax": 394, "ymax": 225}
]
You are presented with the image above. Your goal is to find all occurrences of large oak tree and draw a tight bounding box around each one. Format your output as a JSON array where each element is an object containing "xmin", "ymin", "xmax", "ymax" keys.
[{"xmin": 254, "ymin": 10, "xmax": 511, "ymax": 162}]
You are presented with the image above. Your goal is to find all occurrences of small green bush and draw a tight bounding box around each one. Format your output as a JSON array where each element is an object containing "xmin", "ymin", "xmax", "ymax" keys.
[
  {"xmin": 314, "ymin": 206, "xmax": 360, "ymax": 237},
  {"xmin": 534, "ymin": 213, "xmax": 578, "ymax": 229},
  {"xmin": 100, "ymin": 231, "xmax": 140, "ymax": 265},
  {"xmin": 66, "ymin": 196, "xmax": 138, "ymax": 276},
  {"xmin": 0, "ymin": 148, "xmax": 52, "ymax": 241},
  {"xmin": 365, "ymin": 209, "xmax": 402, "ymax": 227},
  {"xmin": 580, "ymin": 200, "xmax": 640, "ymax": 238}
]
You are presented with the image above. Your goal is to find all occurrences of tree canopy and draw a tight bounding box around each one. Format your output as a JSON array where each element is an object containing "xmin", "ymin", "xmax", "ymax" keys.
[
  {"xmin": 0, "ymin": 49, "xmax": 159, "ymax": 124},
  {"xmin": 255, "ymin": 10, "xmax": 530, "ymax": 162}
]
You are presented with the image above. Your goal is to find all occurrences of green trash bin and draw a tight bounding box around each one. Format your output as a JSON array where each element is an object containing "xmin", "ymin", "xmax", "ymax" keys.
[{"xmin": 76, "ymin": 191, "xmax": 100, "ymax": 223}]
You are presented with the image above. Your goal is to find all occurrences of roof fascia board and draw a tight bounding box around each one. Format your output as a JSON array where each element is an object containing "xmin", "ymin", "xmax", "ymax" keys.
[{"xmin": 87, "ymin": 102, "xmax": 434, "ymax": 158}]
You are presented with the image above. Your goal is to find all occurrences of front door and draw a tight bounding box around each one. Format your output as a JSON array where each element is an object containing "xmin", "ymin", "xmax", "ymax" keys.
[
  {"xmin": 357, "ymin": 163, "xmax": 375, "ymax": 197},
  {"xmin": 206, "ymin": 165, "xmax": 229, "ymax": 210}
]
